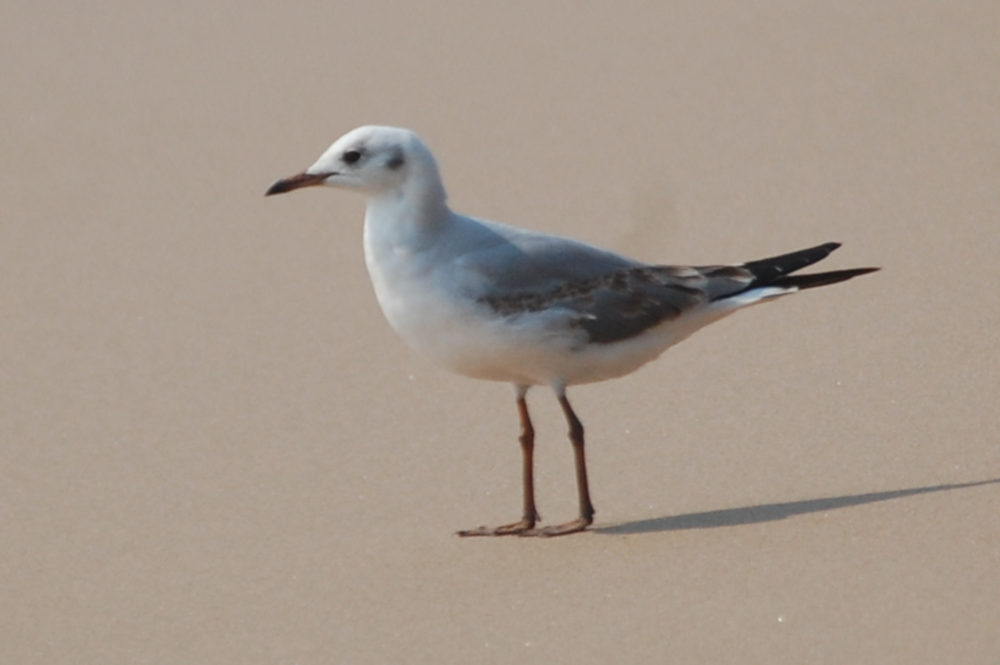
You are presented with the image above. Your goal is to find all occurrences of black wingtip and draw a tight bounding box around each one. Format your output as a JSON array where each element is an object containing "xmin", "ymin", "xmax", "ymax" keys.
[
  {"xmin": 738, "ymin": 242, "xmax": 881, "ymax": 292},
  {"xmin": 774, "ymin": 266, "xmax": 880, "ymax": 290},
  {"xmin": 743, "ymin": 242, "xmax": 843, "ymax": 283}
]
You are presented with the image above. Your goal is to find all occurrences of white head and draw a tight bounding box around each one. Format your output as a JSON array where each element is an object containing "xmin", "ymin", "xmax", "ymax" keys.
[{"xmin": 266, "ymin": 126, "xmax": 446, "ymax": 207}]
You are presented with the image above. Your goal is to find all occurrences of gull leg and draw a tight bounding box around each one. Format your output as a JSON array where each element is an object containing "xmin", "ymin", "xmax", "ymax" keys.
[
  {"xmin": 458, "ymin": 390, "xmax": 540, "ymax": 536},
  {"xmin": 514, "ymin": 394, "xmax": 541, "ymax": 526},
  {"xmin": 529, "ymin": 394, "xmax": 595, "ymax": 536}
]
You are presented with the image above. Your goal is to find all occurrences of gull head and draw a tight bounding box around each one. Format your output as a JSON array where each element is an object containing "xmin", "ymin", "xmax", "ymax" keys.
[{"xmin": 266, "ymin": 125, "xmax": 444, "ymax": 202}]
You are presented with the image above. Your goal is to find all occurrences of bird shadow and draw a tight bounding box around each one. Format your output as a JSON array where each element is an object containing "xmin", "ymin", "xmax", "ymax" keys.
[{"xmin": 594, "ymin": 478, "xmax": 1000, "ymax": 535}]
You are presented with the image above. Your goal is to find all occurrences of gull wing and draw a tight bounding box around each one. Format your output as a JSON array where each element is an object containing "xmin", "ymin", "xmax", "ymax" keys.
[{"xmin": 468, "ymin": 238, "xmax": 876, "ymax": 345}]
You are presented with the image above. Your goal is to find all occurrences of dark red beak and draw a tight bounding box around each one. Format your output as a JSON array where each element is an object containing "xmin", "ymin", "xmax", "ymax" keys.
[{"xmin": 265, "ymin": 171, "xmax": 333, "ymax": 196}]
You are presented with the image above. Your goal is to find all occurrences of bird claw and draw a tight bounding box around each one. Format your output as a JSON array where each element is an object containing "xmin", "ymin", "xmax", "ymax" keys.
[
  {"xmin": 522, "ymin": 517, "xmax": 592, "ymax": 537},
  {"xmin": 456, "ymin": 518, "xmax": 536, "ymax": 537},
  {"xmin": 457, "ymin": 517, "xmax": 591, "ymax": 537}
]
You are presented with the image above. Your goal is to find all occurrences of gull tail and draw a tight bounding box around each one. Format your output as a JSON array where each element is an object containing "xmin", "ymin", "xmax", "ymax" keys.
[{"xmin": 742, "ymin": 242, "xmax": 879, "ymax": 292}]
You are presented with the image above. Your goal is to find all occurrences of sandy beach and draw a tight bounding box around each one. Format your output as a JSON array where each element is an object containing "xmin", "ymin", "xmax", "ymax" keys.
[{"xmin": 4, "ymin": 3, "xmax": 998, "ymax": 663}]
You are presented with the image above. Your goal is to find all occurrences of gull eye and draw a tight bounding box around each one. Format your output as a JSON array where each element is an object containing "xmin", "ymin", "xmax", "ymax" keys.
[{"xmin": 343, "ymin": 149, "xmax": 362, "ymax": 164}]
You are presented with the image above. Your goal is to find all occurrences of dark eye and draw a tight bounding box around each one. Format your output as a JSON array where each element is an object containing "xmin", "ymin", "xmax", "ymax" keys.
[{"xmin": 343, "ymin": 149, "xmax": 362, "ymax": 164}]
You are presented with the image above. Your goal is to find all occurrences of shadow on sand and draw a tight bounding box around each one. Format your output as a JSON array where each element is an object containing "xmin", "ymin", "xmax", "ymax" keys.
[{"xmin": 595, "ymin": 478, "xmax": 999, "ymax": 535}]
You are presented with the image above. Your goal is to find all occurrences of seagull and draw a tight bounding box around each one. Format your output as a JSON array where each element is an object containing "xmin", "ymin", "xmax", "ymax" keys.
[{"xmin": 266, "ymin": 125, "xmax": 878, "ymax": 537}]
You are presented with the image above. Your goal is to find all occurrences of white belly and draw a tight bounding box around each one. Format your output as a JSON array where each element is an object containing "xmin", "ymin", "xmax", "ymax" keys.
[
  {"xmin": 365, "ymin": 245, "xmax": 735, "ymax": 388},
  {"xmin": 361, "ymin": 209, "xmax": 742, "ymax": 388}
]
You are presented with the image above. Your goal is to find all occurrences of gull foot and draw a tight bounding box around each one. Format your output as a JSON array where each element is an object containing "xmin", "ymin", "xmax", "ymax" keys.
[
  {"xmin": 523, "ymin": 517, "xmax": 592, "ymax": 537},
  {"xmin": 457, "ymin": 518, "xmax": 536, "ymax": 537}
]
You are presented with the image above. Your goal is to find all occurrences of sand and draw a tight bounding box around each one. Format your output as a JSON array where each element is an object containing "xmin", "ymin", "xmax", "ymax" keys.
[{"xmin": 3, "ymin": 2, "xmax": 998, "ymax": 663}]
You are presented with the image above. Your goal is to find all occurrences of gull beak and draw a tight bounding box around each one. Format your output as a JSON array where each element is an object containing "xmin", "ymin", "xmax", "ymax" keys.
[{"xmin": 265, "ymin": 171, "xmax": 333, "ymax": 196}]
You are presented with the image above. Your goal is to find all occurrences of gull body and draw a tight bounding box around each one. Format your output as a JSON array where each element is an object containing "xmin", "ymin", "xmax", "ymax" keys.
[{"xmin": 266, "ymin": 125, "xmax": 877, "ymax": 536}]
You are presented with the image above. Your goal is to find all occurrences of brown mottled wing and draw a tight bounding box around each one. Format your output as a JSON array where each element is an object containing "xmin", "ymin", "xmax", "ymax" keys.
[
  {"xmin": 475, "ymin": 242, "xmax": 876, "ymax": 345},
  {"xmin": 479, "ymin": 264, "xmax": 755, "ymax": 344}
]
